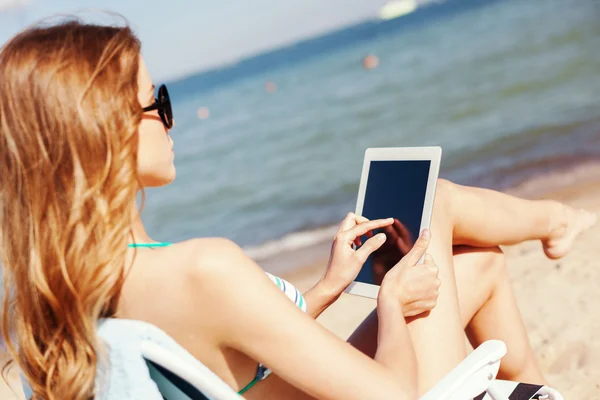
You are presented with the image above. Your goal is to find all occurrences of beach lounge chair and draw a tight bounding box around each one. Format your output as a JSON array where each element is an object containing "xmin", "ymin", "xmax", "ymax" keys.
[
  {"xmin": 140, "ymin": 332, "xmax": 563, "ymax": 400},
  {"xmin": 19, "ymin": 319, "xmax": 563, "ymax": 399}
]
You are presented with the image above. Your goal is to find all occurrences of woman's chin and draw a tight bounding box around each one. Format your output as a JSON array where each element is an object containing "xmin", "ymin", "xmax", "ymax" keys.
[
  {"xmin": 160, "ymin": 170, "xmax": 176, "ymax": 186},
  {"xmin": 140, "ymin": 168, "xmax": 176, "ymax": 188}
]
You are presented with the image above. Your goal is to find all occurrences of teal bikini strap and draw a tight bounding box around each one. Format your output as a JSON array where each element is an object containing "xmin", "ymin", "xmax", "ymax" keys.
[
  {"xmin": 238, "ymin": 364, "xmax": 271, "ymax": 395},
  {"xmin": 128, "ymin": 242, "xmax": 173, "ymax": 248},
  {"xmin": 238, "ymin": 376, "xmax": 260, "ymax": 395}
]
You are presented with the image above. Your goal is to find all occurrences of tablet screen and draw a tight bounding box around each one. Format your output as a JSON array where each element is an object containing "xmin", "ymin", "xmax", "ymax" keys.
[{"xmin": 355, "ymin": 160, "xmax": 431, "ymax": 286}]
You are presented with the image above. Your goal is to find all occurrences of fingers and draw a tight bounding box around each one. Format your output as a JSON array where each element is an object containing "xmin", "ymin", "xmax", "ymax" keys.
[
  {"xmin": 423, "ymin": 253, "xmax": 435, "ymax": 265},
  {"xmin": 401, "ymin": 262, "xmax": 441, "ymax": 316},
  {"xmin": 383, "ymin": 223, "xmax": 400, "ymax": 243},
  {"xmin": 417, "ymin": 254, "xmax": 440, "ymax": 295},
  {"xmin": 337, "ymin": 213, "xmax": 372, "ymax": 235},
  {"xmin": 354, "ymin": 214, "xmax": 369, "ymax": 224},
  {"xmin": 353, "ymin": 214, "xmax": 373, "ymax": 238},
  {"xmin": 341, "ymin": 218, "xmax": 394, "ymax": 244},
  {"xmin": 403, "ymin": 229, "xmax": 431, "ymax": 265},
  {"xmin": 354, "ymin": 233, "xmax": 387, "ymax": 264},
  {"xmin": 337, "ymin": 212, "xmax": 357, "ymax": 234},
  {"xmin": 404, "ymin": 301, "xmax": 437, "ymax": 317}
]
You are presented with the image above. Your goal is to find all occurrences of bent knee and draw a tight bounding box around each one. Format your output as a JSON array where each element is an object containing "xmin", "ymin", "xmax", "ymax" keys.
[
  {"xmin": 455, "ymin": 245, "xmax": 506, "ymax": 280},
  {"xmin": 435, "ymin": 178, "xmax": 453, "ymax": 202},
  {"xmin": 433, "ymin": 178, "xmax": 455, "ymax": 216},
  {"xmin": 475, "ymin": 246, "xmax": 506, "ymax": 280}
]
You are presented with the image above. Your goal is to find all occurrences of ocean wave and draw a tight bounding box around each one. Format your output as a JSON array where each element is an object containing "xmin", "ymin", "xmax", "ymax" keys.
[{"xmin": 243, "ymin": 224, "xmax": 339, "ymax": 260}]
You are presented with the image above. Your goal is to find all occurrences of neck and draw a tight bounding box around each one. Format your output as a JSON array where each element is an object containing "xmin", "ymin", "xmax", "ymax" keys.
[{"xmin": 129, "ymin": 201, "xmax": 154, "ymax": 244}]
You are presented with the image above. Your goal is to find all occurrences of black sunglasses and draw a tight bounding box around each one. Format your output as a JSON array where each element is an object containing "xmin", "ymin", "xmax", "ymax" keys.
[{"xmin": 142, "ymin": 84, "xmax": 173, "ymax": 129}]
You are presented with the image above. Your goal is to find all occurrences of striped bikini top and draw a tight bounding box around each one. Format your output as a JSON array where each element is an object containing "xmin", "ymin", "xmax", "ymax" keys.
[{"xmin": 264, "ymin": 272, "xmax": 307, "ymax": 312}]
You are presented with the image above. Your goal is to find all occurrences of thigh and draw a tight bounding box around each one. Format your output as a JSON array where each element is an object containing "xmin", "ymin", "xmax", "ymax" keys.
[
  {"xmin": 405, "ymin": 210, "xmax": 467, "ymax": 394},
  {"xmin": 453, "ymin": 245, "xmax": 503, "ymax": 328},
  {"xmin": 348, "ymin": 246, "xmax": 503, "ymax": 358}
]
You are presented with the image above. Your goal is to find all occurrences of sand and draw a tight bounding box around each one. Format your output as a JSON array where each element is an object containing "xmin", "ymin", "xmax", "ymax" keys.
[{"xmin": 2, "ymin": 165, "xmax": 600, "ymax": 399}]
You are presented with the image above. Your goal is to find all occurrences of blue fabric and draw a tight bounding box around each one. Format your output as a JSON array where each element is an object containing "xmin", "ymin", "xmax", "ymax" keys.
[
  {"xmin": 19, "ymin": 372, "xmax": 33, "ymax": 399},
  {"xmin": 17, "ymin": 319, "xmax": 220, "ymax": 400},
  {"xmin": 95, "ymin": 319, "xmax": 220, "ymax": 399},
  {"xmin": 94, "ymin": 319, "xmax": 164, "ymax": 399}
]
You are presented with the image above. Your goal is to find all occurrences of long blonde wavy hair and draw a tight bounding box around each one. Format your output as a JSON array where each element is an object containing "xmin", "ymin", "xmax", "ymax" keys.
[{"xmin": 0, "ymin": 20, "xmax": 142, "ymax": 399}]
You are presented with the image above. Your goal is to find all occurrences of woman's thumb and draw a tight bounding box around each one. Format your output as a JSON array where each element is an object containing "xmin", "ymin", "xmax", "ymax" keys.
[
  {"xmin": 405, "ymin": 229, "xmax": 430, "ymax": 264},
  {"xmin": 423, "ymin": 253, "xmax": 435, "ymax": 265}
]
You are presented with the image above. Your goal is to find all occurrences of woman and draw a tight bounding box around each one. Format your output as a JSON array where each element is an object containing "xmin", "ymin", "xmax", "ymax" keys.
[{"xmin": 0, "ymin": 21, "xmax": 595, "ymax": 400}]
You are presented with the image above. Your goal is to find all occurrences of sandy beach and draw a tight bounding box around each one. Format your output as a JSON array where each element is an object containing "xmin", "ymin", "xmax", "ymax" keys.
[{"xmin": 2, "ymin": 163, "xmax": 600, "ymax": 399}]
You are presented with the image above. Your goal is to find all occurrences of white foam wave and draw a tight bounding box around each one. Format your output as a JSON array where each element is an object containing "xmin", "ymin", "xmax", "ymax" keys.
[{"xmin": 243, "ymin": 224, "xmax": 339, "ymax": 260}]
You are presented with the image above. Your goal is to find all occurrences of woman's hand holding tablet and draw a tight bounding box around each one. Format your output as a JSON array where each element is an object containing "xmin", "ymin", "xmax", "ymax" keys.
[
  {"xmin": 378, "ymin": 229, "xmax": 441, "ymax": 318},
  {"xmin": 319, "ymin": 213, "xmax": 441, "ymax": 318}
]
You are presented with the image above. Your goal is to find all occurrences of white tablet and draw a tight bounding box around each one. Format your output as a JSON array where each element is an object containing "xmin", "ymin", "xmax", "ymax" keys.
[{"xmin": 345, "ymin": 147, "xmax": 442, "ymax": 299}]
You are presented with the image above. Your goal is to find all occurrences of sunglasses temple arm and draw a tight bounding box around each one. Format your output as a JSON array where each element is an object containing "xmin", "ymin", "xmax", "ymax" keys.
[{"xmin": 142, "ymin": 103, "xmax": 161, "ymax": 112}]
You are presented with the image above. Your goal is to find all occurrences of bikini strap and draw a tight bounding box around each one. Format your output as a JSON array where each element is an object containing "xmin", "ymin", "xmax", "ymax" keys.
[{"xmin": 128, "ymin": 242, "xmax": 173, "ymax": 248}]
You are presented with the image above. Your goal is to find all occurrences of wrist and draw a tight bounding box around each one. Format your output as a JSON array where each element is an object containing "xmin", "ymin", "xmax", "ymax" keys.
[
  {"xmin": 304, "ymin": 280, "xmax": 342, "ymax": 318},
  {"xmin": 315, "ymin": 278, "xmax": 344, "ymax": 302},
  {"xmin": 377, "ymin": 287, "xmax": 402, "ymax": 315},
  {"xmin": 317, "ymin": 276, "xmax": 346, "ymax": 300},
  {"xmin": 376, "ymin": 298, "xmax": 406, "ymax": 336}
]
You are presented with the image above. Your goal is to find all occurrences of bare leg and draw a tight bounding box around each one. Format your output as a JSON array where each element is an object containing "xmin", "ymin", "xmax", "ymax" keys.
[
  {"xmin": 348, "ymin": 209, "xmax": 466, "ymax": 395},
  {"xmin": 440, "ymin": 179, "xmax": 596, "ymax": 258},
  {"xmin": 405, "ymin": 184, "xmax": 467, "ymax": 394},
  {"xmin": 453, "ymin": 246, "xmax": 547, "ymax": 384},
  {"xmin": 348, "ymin": 181, "xmax": 593, "ymax": 392},
  {"xmin": 348, "ymin": 245, "xmax": 548, "ymax": 390}
]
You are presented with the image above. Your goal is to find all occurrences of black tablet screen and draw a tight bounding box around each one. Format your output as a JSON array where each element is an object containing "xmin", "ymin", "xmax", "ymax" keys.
[{"xmin": 355, "ymin": 160, "xmax": 431, "ymax": 286}]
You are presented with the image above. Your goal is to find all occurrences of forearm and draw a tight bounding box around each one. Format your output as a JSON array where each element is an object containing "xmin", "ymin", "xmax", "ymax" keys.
[
  {"xmin": 374, "ymin": 302, "xmax": 417, "ymax": 393},
  {"xmin": 303, "ymin": 281, "xmax": 340, "ymax": 319}
]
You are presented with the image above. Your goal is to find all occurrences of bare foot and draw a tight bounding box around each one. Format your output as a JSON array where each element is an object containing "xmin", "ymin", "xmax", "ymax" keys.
[{"xmin": 543, "ymin": 207, "xmax": 597, "ymax": 259}]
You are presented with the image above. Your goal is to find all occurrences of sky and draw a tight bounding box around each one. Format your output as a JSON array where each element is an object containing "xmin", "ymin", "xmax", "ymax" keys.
[{"xmin": 0, "ymin": 0, "xmax": 386, "ymax": 82}]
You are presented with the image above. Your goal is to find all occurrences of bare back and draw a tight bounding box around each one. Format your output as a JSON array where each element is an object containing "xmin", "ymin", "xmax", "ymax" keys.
[{"xmin": 117, "ymin": 239, "xmax": 262, "ymax": 394}]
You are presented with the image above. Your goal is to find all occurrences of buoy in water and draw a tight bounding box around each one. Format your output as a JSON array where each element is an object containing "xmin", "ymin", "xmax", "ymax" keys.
[
  {"xmin": 362, "ymin": 54, "xmax": 379, "ymax": 70},
  {"xmin": 265, "ymin": 81, "xmax": 277, "ymax": 93},
  {"xmin": 197, "ymin": 107, "xmax": 210, "ymax": 120}
]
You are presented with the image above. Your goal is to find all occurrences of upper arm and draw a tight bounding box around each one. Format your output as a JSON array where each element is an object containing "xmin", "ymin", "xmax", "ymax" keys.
[{"xmin": 186, "ymin": 239, "xmax": 414, "ymax": 400}]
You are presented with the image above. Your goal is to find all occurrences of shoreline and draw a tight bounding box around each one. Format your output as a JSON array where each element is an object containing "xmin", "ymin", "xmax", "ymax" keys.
[{"xmin": 258, "ymin": 159, "xmax": 600, "ymax": 279}]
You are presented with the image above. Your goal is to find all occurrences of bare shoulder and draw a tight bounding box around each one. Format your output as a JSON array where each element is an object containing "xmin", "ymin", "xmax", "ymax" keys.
[
  {"xmin": 125, "ymin": 237, "xmax": 256, "ymax": 290},
  {"xmin": 178, "ymin": 237, "xmax": 244, "ymax": 259},
  {"xmin": 168, "ymin": 237, "xmax": 250, "ymax": 274},
  {"xmin": 142, "ymin": 237, "xmax": 263, "ymax": 291},
  {"xmin": 121, "ymin": 237, "xmax": 256, "ymax": 321}
]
